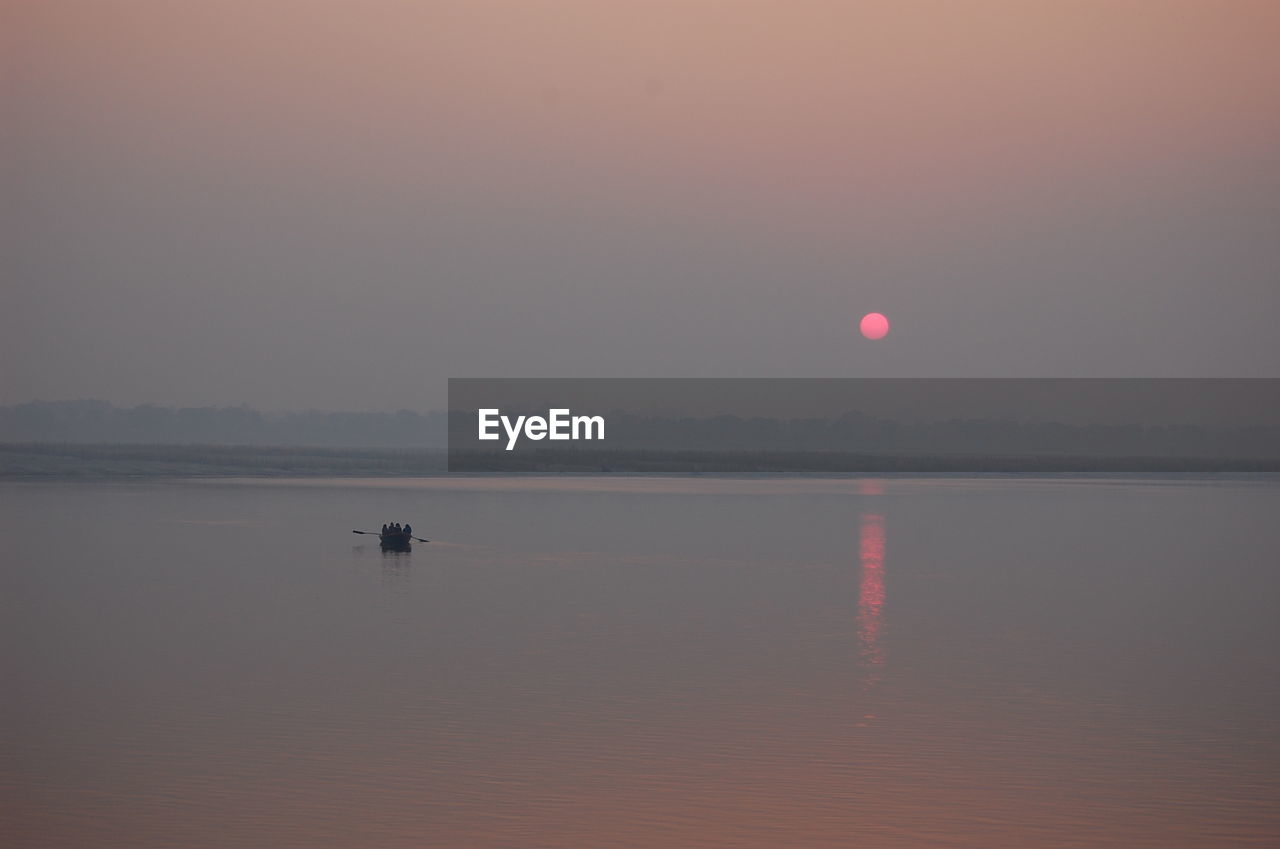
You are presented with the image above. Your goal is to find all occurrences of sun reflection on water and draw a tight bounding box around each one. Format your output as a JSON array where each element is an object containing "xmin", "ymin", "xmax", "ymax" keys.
[{"xmin": 857, "ymin": 511, "xmax": 886, "ymax": 682}]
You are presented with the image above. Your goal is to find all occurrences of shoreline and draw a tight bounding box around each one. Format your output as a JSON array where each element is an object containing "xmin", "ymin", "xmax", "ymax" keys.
[{"xmin": 3, "ymin": 442, "xmax": 1277, "ymax": 478}]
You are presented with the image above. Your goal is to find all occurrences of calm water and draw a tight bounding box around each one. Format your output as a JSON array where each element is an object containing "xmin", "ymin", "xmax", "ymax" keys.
[{"xmin": 3, "ymin": 475, "xmax": 1278, "ymax": 848}]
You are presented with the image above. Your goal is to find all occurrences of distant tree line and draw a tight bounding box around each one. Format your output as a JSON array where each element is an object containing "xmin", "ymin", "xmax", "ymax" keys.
[
  {"xmin": 0, "ymin": 443, "xmax": 445, "ymax": 477},
  {"xmin": 0, "ymin": 400, "xmax": 448, "ymax": 448},
  {"xmin": 5, "ymin": 400, "xmax": 1277, "ymax": 459}
]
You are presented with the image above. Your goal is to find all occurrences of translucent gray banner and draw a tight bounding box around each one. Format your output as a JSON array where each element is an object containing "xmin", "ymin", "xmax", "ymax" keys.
[{"xmin": 448, "ymin": 378, "xmax": 1280, "ymax": 472}]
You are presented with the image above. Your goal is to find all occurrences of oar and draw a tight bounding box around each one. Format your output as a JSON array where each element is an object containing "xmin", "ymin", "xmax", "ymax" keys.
[{"xmin": 352, "ymin": 529, "xmax": 431, "ymax": 542}]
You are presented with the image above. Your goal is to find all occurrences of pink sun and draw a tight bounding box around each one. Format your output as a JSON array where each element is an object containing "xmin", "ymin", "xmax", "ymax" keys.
[{"xmin": 860, "ymin": 312, "xmax": 890, "ymax": 340}]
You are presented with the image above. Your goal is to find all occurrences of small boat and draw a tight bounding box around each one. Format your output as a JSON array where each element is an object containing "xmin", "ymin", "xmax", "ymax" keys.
[
  {"xmin": 352, "ymin": 528, "xmax": 425, "ymax": 549},
  {"xmin": 379, "ymin": 531, "xmax": 412, "ymax": 551}
]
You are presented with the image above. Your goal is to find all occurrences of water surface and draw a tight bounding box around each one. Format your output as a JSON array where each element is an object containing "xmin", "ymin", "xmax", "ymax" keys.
[{"xmin": 3, "ymin": 476, "xmax": 1278, "ymax": 847}]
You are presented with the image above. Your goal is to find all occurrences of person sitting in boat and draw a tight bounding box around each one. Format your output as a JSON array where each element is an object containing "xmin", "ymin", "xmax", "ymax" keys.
[
  {"xmin": 381, "ymin": 523, "xmax": 389, "ymax": 535},
  {"xmin": 403, "ymin": 523, "xmax": 412, "ymax": 536},
  {"xmin": 392, "ymin": 523, "xmax": 402, "ymax": 533}
]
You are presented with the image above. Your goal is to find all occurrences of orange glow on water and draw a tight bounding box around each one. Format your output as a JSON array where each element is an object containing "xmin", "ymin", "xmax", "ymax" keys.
[
  {"xmin": 857, "ymin": 478, "xmax": 886, "ymax": 496},
  {"xmin": 857, "ymin": 512, "xmax": 886, "ymax": 676}
]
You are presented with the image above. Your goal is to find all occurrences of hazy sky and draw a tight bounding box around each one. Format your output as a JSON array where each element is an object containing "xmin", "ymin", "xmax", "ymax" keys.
[{"xmin": 6, "ymin": 0, "xmax": 1279, "ymax": 410}]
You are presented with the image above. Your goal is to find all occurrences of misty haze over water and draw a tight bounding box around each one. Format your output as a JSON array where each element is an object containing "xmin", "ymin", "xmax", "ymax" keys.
[{"xmin": 8, "ymin": 3, "xmax": 1280, "ymax": 411}]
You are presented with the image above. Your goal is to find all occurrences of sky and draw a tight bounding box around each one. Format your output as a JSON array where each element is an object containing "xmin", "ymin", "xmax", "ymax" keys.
[{"xmin": 5, "ymin": 0, "xmax": 1279, "ymax": 411}]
